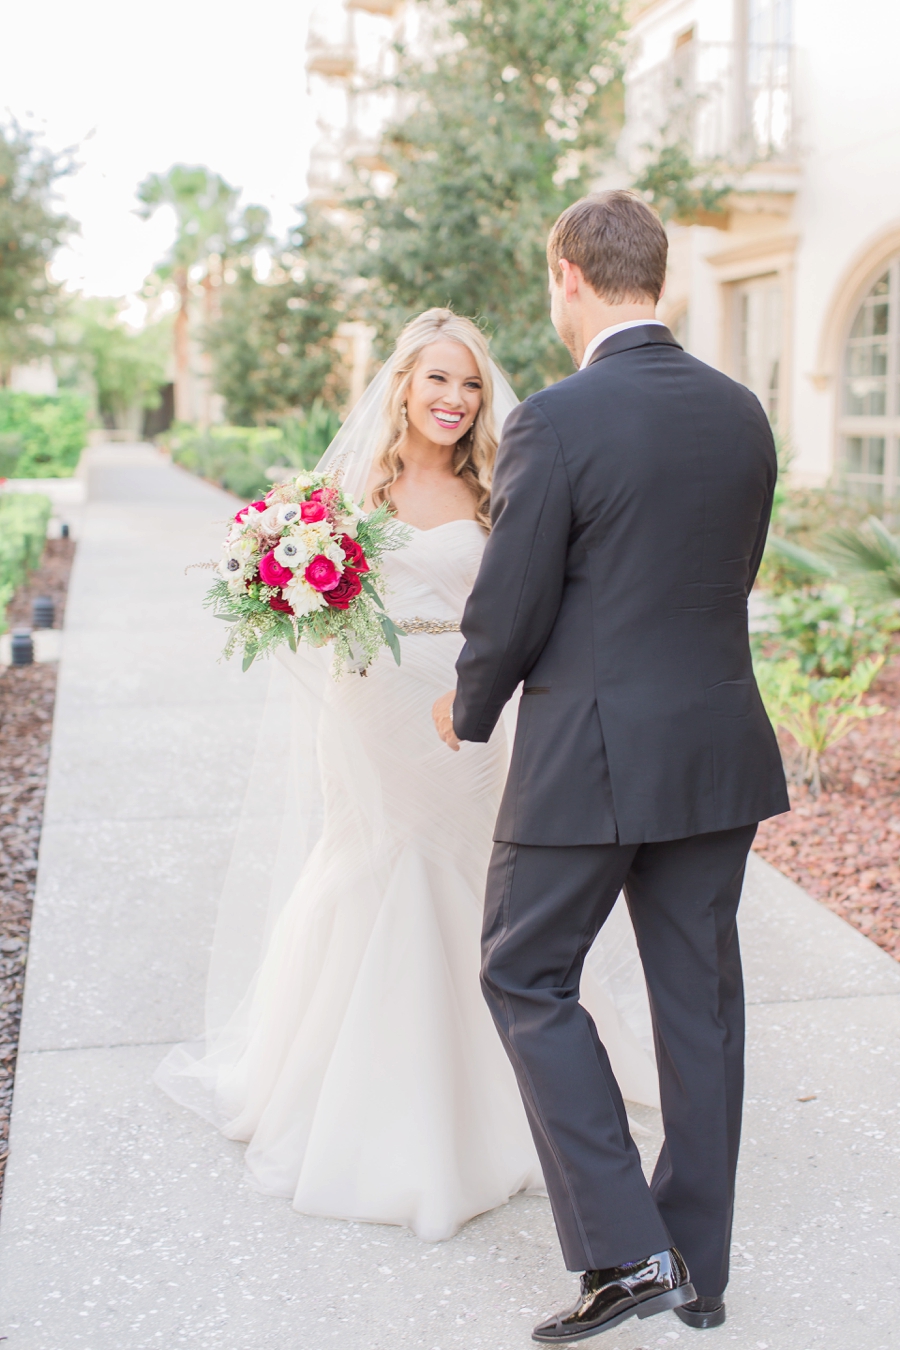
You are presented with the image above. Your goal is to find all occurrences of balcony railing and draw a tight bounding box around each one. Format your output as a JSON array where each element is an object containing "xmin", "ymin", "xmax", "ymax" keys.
[
  {"xmin": 623, "ymin": 41, "xmax": 796, "ymax": 167},
  {"xmin": 307, "ymin": 42, "xmax": 356, "ymax": 79}
]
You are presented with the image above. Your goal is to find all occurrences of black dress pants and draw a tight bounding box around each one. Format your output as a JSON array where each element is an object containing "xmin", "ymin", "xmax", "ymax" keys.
[{"xmin": 481, "ymin": 824, "xmax": 757, "ymax": 1298}]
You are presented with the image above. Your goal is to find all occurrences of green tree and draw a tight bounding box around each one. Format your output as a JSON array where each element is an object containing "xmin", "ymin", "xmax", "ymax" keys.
[
  {"xmin": 354, "ymin": 0, "xmax": 628, "ymax": 395},
  {"xmin": 137, "ymin": 165, "xmax": 270, "ymax": 420},
  {"xmin": 0, "ymin": 122, "xmax": 75, "ymax": 383},
  {"xmin": 632, "ymin": 140, "xmax": 729, "ymax": 224},
  {"xmin": 64, "ymin": 297, "xmax": 171, "ymax": 428},
  {"xmin": 204, "ymin": 209, "xmax": 346, "ymax": 425}
]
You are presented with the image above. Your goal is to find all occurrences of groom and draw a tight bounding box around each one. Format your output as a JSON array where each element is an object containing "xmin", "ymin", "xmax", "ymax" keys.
[{"xmin": 433, "ymin": 191, "xmax": 788, "ymax": 1341}]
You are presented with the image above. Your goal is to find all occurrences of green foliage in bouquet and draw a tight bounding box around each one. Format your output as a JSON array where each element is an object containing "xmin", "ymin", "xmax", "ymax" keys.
[
  {"xmin": 754, "ymin": 654, "xmax": 885, "ymax": 795},
  {"xmin": 0, "ymin": 391, "xmax": 88, "ymax": 479},
  {"xmin": 205, "ymin": 476, "xmax": 410, "ymax": 675},
  {"xmin": 0, "ymin": 492, "xmax": 51, "ymax": 632}
]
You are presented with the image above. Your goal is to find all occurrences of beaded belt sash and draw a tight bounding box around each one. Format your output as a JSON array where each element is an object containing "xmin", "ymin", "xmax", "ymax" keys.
[{"xmin": 393, "ymin": 617, "xmax": 461, "ymax": 635}]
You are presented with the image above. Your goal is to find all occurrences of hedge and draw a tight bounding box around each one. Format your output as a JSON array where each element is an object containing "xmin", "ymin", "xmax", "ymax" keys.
[
  {"xmin": 0, "ymin": 494, "xmax": 52, "ymax": 633},
  {"xmin": 163, "ymin": 402, "xmax": 342, "ymax": 502},
  {"xmin": 0, "ymin": 391, "xmax": 89, "ymax": 479}
]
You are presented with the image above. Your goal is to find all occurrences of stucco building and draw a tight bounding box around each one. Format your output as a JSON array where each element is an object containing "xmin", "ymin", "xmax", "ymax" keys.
[{"xmin": 622, "ymin": 0, "xmax": 900, "ymax": 496}]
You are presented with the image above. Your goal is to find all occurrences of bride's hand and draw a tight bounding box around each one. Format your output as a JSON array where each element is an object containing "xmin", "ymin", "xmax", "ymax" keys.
[{"xmin": 432, "ymin": 690, "xmax": 460, "ymax": 751}]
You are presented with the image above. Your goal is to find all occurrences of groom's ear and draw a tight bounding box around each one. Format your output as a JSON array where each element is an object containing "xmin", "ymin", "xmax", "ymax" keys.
[{"xmin": 558, "ymin": 259, "xmax": 583, "ymax": 302}]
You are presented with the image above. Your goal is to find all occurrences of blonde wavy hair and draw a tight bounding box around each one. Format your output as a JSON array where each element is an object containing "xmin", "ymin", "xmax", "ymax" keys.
[{"xmin": 372, "ymin": 309, "xmax": 497, "ymax": 529}]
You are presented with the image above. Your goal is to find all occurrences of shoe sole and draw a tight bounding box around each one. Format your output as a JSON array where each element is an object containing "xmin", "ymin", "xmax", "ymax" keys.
[
  {"xmin": 674, "ymin": 1302, "xmax": 726, "ymax": 1329},
  {"xmin": 531, "ymin": 1283, "xmax": 697, "ymax": 1343}
]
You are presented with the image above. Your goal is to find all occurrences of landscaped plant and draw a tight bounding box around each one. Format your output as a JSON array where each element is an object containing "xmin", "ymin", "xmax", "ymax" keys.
[
  {"xmin": 0, "ymin": 391, "xmax": 89, "ymax": 478},
  {"xmin": 0, "ymin": 493, "xmax": 51, "ymax": 632},
  {"xmin": 824, "ymin": 515, "xmax": 900, "ymax": 601},
  {"xmin": 163, "ymin": 402, "xmax": 341, "ymax": 502},
  {"xmin": 753, "ymin": 582, "xmax": 899, "ymax": 678},
  {"xmin": 754, "ymin": 654, "xmax": 885, "ymax": 795}
]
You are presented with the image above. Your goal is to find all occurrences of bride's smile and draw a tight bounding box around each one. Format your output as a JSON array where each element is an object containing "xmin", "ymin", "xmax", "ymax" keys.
[
  {"xmin": 405, "ymin": 339, "xmax": 484, "ymax": 447},
  {"xmin": 366, "ymin": 330, "xmax": 494, "ymax": 533}
]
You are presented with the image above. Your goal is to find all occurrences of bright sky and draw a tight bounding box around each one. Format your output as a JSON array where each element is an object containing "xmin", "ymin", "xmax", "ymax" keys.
[{"xmin": 1, "ymin": 0, "xmax": 318, "ymax": 320}]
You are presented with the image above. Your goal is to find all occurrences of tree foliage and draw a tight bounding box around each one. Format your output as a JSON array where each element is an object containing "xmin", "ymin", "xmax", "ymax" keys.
[
  {"xmin": 0, "ymin": 122, "xmax": 74, "ymax": 382},
  {"xmin": 632, "ymin": 140, "xmax": 729, "ymax": 224},
  {"xmin": 137, "ymin": 165, "xmax": 270, "ymax": 285},
  {"xmin": 62, "ymin": 297, "xmax": 170, "ymax": 426},
  {"xmin": 354, "ymin": 0, "xmax": 628, "ymax": 395},
  {"xmin": 204, "ymin": 210, "xmax": 347, "ymax": 425},
  {"xmin": 137, "ymin": 165, "xmax": 272, "ymax": 420}
]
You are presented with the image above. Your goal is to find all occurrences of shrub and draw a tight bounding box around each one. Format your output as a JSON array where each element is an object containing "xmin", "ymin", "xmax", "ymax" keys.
[
  {"xmin": 0, "ymin": 391, "xmax": 89, "ymax": 478},
  {"xmin": 752, "ymin": 582, "xmax": 899, "ymax": 678},
  {"xmin": 0, "ymin": 493, "xmax": 52, "ymax": 632},
  {"xmin": 164, "ymin": 401, "xmax": 342, "ymax": 502},
  {"xmin": 754, "ymin": 655, "xmax": 885, "ymax": 795}
]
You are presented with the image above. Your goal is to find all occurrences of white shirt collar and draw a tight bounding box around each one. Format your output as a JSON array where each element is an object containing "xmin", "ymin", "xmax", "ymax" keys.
[{"xmin": 579, "ymin": 319, "xmax": 666, "ymax": 371}]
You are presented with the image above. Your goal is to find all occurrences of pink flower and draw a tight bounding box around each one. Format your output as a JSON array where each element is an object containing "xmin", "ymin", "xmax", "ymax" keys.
[
  {"xmin": 234, "ymin": 499, "xmax": 267, "ymax": 524},
  {"xmin": 300, "ymin": 499, "xmax": 328, "ymax": 523},
  {"xmin": 259, "ymin": 549, "xmax": 294, "ymax": 587},
  {"xmin": 305, "ymin": 555, "xmax": 341, "ymax": 592}
]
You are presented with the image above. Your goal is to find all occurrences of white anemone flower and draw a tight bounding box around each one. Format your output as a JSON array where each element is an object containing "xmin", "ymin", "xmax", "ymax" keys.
[
  {"xmin": 274, "ymin": 536, "xmax": 311, "ymax": 569},
  {"xmin": 285, "ymin": 577, "xmax": 327, "ymax": 616},
  {"xmin": 277, "ymin": 502, "xmax": 302, "ymax": 527},
  {"xmin": 216, "ymin": 554, "xmax": 248, "ymax": 586}
]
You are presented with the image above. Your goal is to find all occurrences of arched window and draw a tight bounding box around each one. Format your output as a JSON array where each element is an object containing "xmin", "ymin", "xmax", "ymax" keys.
[{"xmin": 840, "ymin": 262, "xmax": 900, "ymax": 502}]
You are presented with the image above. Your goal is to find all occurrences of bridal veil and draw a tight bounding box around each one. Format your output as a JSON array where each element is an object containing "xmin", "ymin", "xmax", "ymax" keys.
[{"xmin": 155, "ymin": 352, "xmax": 660, "ymax": 1130}]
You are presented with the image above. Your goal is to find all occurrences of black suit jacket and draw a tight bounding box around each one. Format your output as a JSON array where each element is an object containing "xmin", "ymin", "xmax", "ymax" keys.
[{"xmin": 453, "ymin": 324, "xmax": 789, "ymax": 846}]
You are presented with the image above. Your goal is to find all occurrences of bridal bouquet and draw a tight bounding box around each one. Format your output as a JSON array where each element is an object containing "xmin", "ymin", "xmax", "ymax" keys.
[{"xmin": 204, "ymin": 473, "xmax": 410, "ymax": 674}]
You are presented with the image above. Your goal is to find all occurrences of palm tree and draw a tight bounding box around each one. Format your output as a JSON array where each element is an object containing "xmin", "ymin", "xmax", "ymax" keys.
[
  {"xmin": 824, "ymin": 516, "xmax": 900, "ymax": 600},
  {"xmin": 137, "ymin": 166, "xmax": 270, "ymax": 424}
]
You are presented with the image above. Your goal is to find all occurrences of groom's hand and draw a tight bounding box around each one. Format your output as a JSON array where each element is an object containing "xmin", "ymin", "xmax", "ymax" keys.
[{"xmin": 432, "ymin": 690, "xmax": 460, "ymax": 751}]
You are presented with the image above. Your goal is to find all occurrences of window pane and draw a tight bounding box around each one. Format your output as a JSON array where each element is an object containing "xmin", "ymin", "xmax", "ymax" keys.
[
  {"xmin": 843, "ymin": 435, "xmax": 886, "ymax": 485},
  {"xmin": 734, "ymin": 276, "xmax": 782, "ymax": 426},
  {"xmin": 844, "ymin": 271, "xmax": 893, "ymax": 415}
]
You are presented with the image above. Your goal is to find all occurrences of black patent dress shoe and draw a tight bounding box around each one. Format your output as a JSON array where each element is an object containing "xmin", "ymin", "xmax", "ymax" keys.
[
  {"xmin": 675, "ymin": 1295, "xmax": 726, "ymax": 1328},
  {"xmin": 532, "ymin": 1247, "xmax": 696, "ymax": 1342}
]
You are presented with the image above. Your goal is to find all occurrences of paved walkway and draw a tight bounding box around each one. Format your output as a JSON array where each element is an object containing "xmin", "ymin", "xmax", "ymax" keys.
[{"xmin": 1, "ymin": 444, "xmax": 899, "ymax": 1350}]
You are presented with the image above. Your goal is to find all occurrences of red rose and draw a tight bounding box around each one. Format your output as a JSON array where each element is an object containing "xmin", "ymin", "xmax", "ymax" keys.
[
  {"xmin": 325, "ymin": 568, "xmax": 363, "ymax": 610},
  {"xmin": 305, "ymin": 555, "xmax": 341, "ymax": 592},
  {"xmin": 259, "ymin": 549, "xmax": 294, "ymax": 587},
  {"xmin": 300, "ymin": 499, "xmax": 328, "ymax": 523},
  {"xmin": 340, "ymin": 534, "xmax": 369, "ymax": 573},
  {"xmin": 269, "ymin": 592, "xmax": 293, "ymax": 612}
]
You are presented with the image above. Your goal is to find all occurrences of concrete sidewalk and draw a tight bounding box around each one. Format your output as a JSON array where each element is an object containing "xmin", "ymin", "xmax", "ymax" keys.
[{"xmin": 1, "ymin": 444, "xmax": 899, "ymax": 1350}]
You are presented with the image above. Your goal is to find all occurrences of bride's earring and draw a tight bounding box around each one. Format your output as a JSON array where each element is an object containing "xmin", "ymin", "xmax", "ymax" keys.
[{"xmin": 400, "ymin": 403, "xmax": 408, "ymax": 428}]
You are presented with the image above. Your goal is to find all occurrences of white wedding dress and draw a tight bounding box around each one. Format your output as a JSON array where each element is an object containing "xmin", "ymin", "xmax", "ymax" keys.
[{"xmin": 157, "ymin": 519, "xmax": 659, "ymax": 1242}]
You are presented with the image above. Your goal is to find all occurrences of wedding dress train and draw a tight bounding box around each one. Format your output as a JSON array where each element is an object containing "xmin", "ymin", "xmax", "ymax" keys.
[{"xmin": 156, "ymin": 520, "xmax": 658, "ymax": 1241}]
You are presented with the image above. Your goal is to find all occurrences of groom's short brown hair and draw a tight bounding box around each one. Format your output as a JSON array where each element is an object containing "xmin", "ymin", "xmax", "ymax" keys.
[{"xmin": 547, "ymin": 191, "xmax": 668, "ymax": 303}]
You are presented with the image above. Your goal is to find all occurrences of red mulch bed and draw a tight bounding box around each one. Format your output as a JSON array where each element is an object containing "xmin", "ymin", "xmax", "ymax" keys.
[
  {"xmin": 755, "ymin": 650, "xmax": 900, "ymax": 962},
  {"xmin": 0, "ymin": 537, "xmax": 75, "ymax": 1197}
]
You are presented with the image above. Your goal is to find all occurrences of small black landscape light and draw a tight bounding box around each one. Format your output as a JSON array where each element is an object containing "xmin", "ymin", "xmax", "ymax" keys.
[
  {"xmin": 60, "ymin": 522, "xmax": 70, "ymax": 538},
  {"xmin": 32, "ymin": 596, "xmax": 54, "ymax": 629},
  {"xmin": 10, "ymin": 630, "xmax": 34, "ymax": 666}
]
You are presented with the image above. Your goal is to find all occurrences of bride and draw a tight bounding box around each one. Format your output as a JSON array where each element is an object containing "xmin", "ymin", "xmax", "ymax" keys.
[{"xmin": 156, "ymin": 308, "xmax": 658, "ymax": 1242}]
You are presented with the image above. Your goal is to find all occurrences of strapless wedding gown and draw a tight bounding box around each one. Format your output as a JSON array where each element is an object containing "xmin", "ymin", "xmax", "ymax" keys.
[{"xmin": 157, "ymin": 520, "xmax": 657, "ymax": 1241}]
